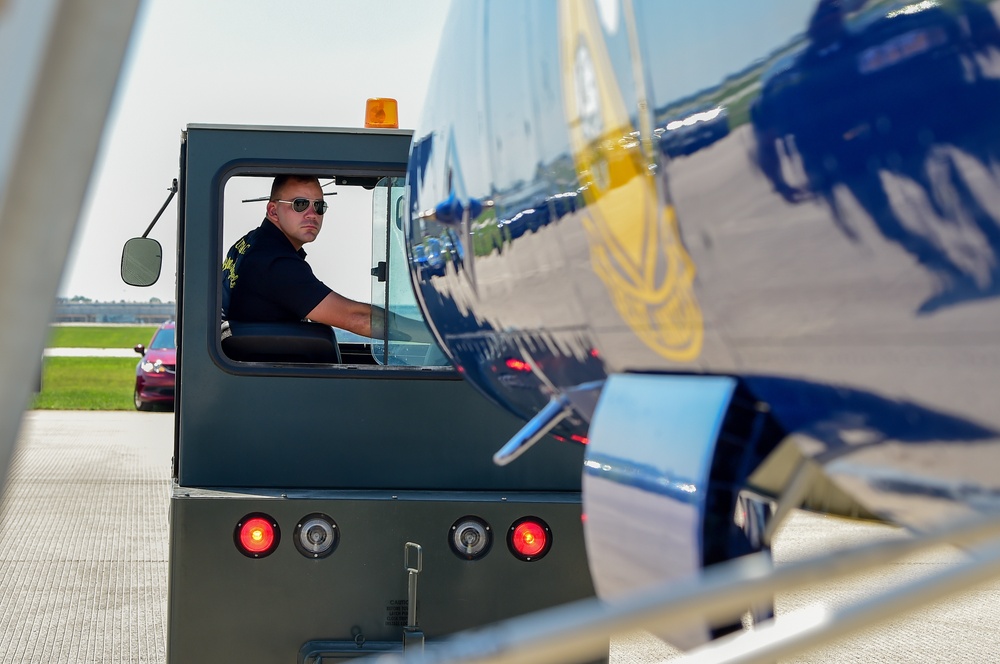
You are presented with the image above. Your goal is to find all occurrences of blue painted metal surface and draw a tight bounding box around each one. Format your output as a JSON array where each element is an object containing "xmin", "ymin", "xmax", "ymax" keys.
[
  {"xmin": 406, "ymin": 0, "xmax": 1000, "ymax": 532},
  {"xmin": 584, "ymin": 374, "xmax": 738, "ymax": 648}
]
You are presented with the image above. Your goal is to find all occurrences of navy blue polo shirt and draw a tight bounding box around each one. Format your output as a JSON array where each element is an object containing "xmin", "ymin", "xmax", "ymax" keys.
[{"xmin": 222, "ymin": 218, "xmax": 332, "ymax": 322}]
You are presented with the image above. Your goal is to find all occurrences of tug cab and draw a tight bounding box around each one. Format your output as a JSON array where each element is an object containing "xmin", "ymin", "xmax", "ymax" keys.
[{"xmin": 122, "ymin": 105, "xmax": 600, "ymax": 663}]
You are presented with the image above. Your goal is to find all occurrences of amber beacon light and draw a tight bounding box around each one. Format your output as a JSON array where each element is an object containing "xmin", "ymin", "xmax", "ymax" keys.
[
  {"xmin": 365, "ymin": 97, "xmax": 399, "ymax": 128},
  {"xmin": 235, "ymin": 513, "xmax": 280, "ymax": 558}
]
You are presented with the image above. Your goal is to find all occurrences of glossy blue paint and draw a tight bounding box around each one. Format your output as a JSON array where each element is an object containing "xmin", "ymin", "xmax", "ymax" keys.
[{"xmin": 407, "ymin": 0, "xmax": 1000, "ymax": 531}]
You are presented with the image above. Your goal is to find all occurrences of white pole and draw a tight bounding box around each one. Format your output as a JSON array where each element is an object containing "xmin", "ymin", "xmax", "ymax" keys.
[{"xmin": 0, "ymin": 0, "xmax": 141, "ymax": 490}]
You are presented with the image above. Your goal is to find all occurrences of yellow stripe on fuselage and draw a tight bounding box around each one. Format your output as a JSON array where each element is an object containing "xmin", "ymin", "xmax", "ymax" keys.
[{"xmin": 559, "ymin": 0, "xmax": 703, "ymax": 362}]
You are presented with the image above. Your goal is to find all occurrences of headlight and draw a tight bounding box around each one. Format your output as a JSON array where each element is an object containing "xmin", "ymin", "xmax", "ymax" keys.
[{"xmin": 141, "ymin": 359, "xmax": 165, "ymax": 373}]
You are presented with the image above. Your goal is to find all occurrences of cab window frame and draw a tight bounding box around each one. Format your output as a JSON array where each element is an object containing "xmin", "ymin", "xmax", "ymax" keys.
[{"xmin": 210, "ymin": 163, "xmax": 458, "ymax": 379}]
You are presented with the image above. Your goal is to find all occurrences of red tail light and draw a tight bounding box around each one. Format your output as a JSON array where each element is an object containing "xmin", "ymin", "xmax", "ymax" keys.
[
  {"xmin": 508, "ymin": 517, "xmax": 551, "ymax": 561},
  {"xmin": 505, "ymin": 358, "xmax": 532, "ymax": 372},
  {"xmin": 235, "ymin": 513, "xmax": 280, "ymax": 558}
]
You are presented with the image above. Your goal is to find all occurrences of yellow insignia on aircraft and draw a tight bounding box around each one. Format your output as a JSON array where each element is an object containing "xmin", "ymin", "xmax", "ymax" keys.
[{"xmin": 559, "ymin": 0, "xmax": 703, "ymax": 362}]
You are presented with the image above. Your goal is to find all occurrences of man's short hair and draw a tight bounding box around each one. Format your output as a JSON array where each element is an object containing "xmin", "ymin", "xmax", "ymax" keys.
[{"xmin": 269, "ymin": 175, "xmax": 320, "ymax": 201}]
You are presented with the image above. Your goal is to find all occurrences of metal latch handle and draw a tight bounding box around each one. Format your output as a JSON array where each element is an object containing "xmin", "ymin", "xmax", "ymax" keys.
[
  {"xmin": 403, "ymin": 542, "xmax": 425, "ymax": 653},
  {"xmin": 405, "ymin": 542, "xmax": 422, "ymax": 629}
]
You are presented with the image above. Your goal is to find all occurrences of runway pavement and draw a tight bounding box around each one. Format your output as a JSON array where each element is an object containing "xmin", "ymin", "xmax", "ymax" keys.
[
  {"xmin": 1, "ymin": 411, "xmax": 998, "ymax": 663},
  {"xmin": 0, "ymin": 411, "xmax": 170, "ymax": 664}
]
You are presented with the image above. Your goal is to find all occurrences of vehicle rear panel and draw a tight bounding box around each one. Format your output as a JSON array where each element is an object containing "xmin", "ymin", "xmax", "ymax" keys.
[{"xmin": 168, "ymin": 490, "xmax": 593, "ymax": 662}]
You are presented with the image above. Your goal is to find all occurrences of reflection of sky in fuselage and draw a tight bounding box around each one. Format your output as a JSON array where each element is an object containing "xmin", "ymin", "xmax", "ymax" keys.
[
  {"xmin": 589, "ymin": 375, "xmax": 733, "ymax": 483},
  {"xmin": 482, "ymin": 0, "xmax": 815, "ymax": 191},
  {"xmin": 639, "ymin": 2, "xmax": 813, "ymax": 106}
]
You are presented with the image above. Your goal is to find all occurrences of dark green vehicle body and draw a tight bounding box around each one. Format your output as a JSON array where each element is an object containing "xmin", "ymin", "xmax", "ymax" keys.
[{"xmin": 166, "ymin": 124, "xmax": 597, "ymax": 662}]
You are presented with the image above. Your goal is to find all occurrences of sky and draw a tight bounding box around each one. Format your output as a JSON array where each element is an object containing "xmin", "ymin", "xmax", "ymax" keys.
[
  {"xmin": 58, "ymin": 0, "xmax": 452, "ymax": 303},
  {"xmin": 60, "ymin": 0, "xmax": 813, "ymax": 304}
]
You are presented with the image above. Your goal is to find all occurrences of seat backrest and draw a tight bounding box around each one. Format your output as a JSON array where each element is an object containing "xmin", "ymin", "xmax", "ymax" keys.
[{"xmin": 221, "ymin": 320, "xmax": 342, "ymax": 364}]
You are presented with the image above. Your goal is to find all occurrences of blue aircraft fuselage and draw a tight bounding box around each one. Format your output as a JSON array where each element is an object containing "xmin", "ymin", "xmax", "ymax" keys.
[{"xmin": 406, "ymin": 0, "xmax": 1000, "ymax": 535}]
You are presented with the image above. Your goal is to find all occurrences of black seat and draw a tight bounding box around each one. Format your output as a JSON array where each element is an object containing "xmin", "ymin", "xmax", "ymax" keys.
[{"xmin": 221, "ymin": 320, "xmax": 342, "ymax": 364}]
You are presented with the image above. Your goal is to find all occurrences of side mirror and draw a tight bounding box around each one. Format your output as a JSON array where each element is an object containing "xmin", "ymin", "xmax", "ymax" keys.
[{"xmin": 121, "ymin": 237, "xmax": 162, "ymax": 287}]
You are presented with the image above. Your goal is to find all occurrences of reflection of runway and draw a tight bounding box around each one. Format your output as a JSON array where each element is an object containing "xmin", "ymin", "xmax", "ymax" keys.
[
  {"xmin": 584, "ymin": 474, "xmax": 700, "ymax": 596},
  {"xmin": 610, "ymin": 510, "xmax": 1000, "ymax": 663},
  {"xmin": 665, "ymin": 122, "xmax": 1000, "ymax": 529},
  {"xmin": 585, "ymin": 471, "xmax": 713, "ymax": 650}
]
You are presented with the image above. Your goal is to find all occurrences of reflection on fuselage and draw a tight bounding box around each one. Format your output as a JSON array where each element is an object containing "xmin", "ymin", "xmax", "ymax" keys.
[
  {"xmin": 406, "ymin": 0, "xmax": 1000, "ymax": 510},
  {"xmin": 751, "ymin": 0, "xmax": 1000, "ymax": 313}
]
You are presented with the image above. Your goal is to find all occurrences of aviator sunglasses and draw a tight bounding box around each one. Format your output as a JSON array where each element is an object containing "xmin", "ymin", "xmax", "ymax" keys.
[{"xmin": 273, "ymin": 198, "xmax": 329, "ymax": 215}]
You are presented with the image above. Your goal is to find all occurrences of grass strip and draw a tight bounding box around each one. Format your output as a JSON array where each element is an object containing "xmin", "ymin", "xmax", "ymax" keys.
[
  {"xmin": 32, "ymin": 357, "xmax": 138, "ymax": 411},
  {"xmin": 47, "ymin": 325, "xmax": 158, "ymax": 349}
]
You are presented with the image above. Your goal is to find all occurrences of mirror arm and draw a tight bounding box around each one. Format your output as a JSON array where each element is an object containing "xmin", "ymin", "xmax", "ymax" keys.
[{"xmin": 142, "ymin": 178, "xmax": 178, "ymax": 238}]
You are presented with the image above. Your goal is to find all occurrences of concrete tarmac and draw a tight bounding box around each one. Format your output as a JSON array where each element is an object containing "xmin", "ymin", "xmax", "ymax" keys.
[
  {"xmin": 0, "ymin": 411, "xmax": 170, "ymax": 664},
  {"xmin": 2, "ymin": 411, "xmax": 998, "ymax": 663}
]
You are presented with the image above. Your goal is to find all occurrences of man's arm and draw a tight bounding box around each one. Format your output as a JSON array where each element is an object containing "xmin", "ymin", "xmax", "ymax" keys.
[
  {"xmin": 306, "ymin": 292, "xmax": 374, "ymax": 338},
  {"xmin": 307, "ymin": 292, "xmax": 436, "ymax": 343}
]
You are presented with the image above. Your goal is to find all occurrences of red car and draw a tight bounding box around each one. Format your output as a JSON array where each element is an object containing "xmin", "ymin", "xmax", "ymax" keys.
[{"xmin": 133, "ymin": 321, "xmax": 176, "ymax": 411}]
